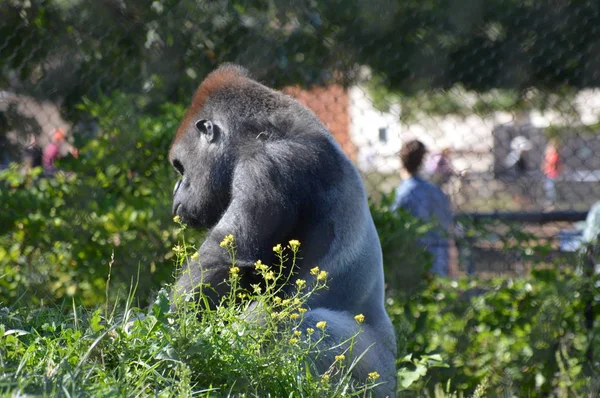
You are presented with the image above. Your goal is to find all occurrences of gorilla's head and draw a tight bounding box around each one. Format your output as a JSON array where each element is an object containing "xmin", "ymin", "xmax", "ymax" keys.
[
  {"xmin": 169, "ymin": 119, "xmax": 233, "ymax": 229},
  {"xmin": 168, "ymin": 66, "xmax": 250, "ymax": 228},
  {"xmin": 168, "ymin": 64, "xmax": 276, "ymax": 229}
]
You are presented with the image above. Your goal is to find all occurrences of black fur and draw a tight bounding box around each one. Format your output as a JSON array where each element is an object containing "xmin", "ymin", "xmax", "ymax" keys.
[{"xmin": 169, "ymin": 64, "xmax": 397, "ymax": 396}]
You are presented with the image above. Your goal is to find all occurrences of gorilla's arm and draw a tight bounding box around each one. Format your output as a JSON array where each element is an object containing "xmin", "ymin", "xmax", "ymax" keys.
[
  {"xmin": 174, "ymin": 144, "xmax": 301, "ymax": 307},
  {"xmin": 203, "ymin": 147, "xmax": 300, "ymax": 266}
]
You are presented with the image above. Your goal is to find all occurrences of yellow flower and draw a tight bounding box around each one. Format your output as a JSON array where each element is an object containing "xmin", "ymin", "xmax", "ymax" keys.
[
  {"xmin": 289, "ymin": 337, "xmax": 299, "ymax": 344},
  {"xmin": 306, "ymin": 328, "xmax": 314, "ymax": 335},
  {"xmin": 172, "ymin": 245, "xmax": 184, "ymax": 254},
  {"xmin": 173, "ymin": 215, "xmax": 181, "ymax": 223},
  {"xmin": 321, "ymin": 374, "xmax": 330, "ymax": 383},
  {"xmin": 251, "ymin": 284, "xmax": 262, "ymax": 294},
  {"xmin": 317, "ymin": 271, "xmax": 328, "ymax": 281},
  {"xmin": 310, "ymin": 266, "xmax": 320, "ymax": 275},
  {"xmin": 264, "ymin": 271, "xmax": 275, "ymax": 280},
  {"xmin": 220, "ymin": 234, "xmax": 234, "ymax": 248},
  {"xmin": 254, "ymin": 260, "xmax": 268, "ymax": 271},
  {"xmin": 272, "ymin": 243, "xmax": 282, "ymax": 253},
  {"xmin": 288, "ymin": 239, "xmax": 301, "ymax": 250},
  {"xmin": 190, "ymin": 252, "xmax": 199, "ymax": 260},
  {"xmin": 295, "ymin": 279, "xmax": 306, "ymax": 289},
  {"xmin": 293, "ymin": 330, "xmax": 302, "ymax": 336},
  {"xmin": 316, "ymin": 321, "xmax": 327, "ymax": 330},
  {"xmin": 237, "ymin": 293, "xmax": 247, "ymax": 299},
  {"xmin": 298, "ymin": 307, "xmax": 307, "ymax": 313},
  {"xmin": 368, "ymin": 371, "xmax": 380, "ymax": 380},
  {"xmin": 290, "ymin": 313, "xmax": 300, "ymax": 320},
  {"xmin": 273, "ymin": 297, "xmax": 282, "ymax": 305},
  {"xmin": 229, "ymin": 266, "xmax": 240, "ymax": 275},
  {"xmin": 354, "ymin": 314, "xmax": 365, "ymax": 324},
  {"xmin": 335, "ymin": 354, "xmax": 345, "ymax": 362},
  {"xmin": 293, "ymin": 298, "xmax": 302, "ymax": 306},
  {"xmin": 282, "ymin": 299, "xmax": 291, "ymax": 306}
]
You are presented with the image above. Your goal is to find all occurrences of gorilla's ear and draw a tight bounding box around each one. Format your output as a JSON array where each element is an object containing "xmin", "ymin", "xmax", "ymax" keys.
[{"xmin": 195, "ymin": 119, "xmax": 219, "ymax": 143}]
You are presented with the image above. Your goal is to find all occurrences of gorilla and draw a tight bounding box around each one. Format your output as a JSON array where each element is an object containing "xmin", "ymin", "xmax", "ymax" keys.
[{"xmin": 169, "ymin": 64, "xmax": 397, "ymax": 396}]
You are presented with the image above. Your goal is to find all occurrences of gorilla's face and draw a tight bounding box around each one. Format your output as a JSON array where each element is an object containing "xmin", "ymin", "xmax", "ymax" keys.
[{"xmin": 169, "ymin": 117, "xmax": 234, "ymax": 229}]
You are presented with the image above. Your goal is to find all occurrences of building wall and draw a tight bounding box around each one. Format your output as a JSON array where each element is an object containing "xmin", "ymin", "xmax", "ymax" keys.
[
  {"xmin": 348, "ymin": 85, "xmax": 600, "ymax": 178},
  {"xmin": 283, "ymin": 85, "xmax": 356, "ymax": 161},
  {"xmin": 348, "ymin": 85, "xmax": 501, "ymax": 174},
  {"xmin": 348, "ymin": 86, "xmax": 403, "ymax": 173}
]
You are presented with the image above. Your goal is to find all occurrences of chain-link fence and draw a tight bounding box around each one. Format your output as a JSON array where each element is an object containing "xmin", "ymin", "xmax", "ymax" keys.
[{"xmin": 2, "ymin": 0, "xmax": 600, "ymax": 277}]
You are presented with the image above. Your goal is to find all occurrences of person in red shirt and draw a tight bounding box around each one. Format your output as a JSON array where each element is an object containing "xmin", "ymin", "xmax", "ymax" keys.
[
  {"xmin": 542, "ymin": 138, "xmax": 561, "ymax": 208},
  {"xmin": 42, "ymin": 128, "xmax": 79, "ymax": 174}
]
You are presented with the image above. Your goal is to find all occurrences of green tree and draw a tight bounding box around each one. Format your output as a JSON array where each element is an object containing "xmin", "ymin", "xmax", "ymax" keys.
[
  {"xmin": 2, "ymin": 0, "xmax": 599, "ymax": 120},
  {"xmin": 0, "ymin": 93, "xmax": 187, "ymax": 306}
]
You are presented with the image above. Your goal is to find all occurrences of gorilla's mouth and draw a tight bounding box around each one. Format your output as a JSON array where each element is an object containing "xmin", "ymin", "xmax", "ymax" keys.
[{"xmin": 173, "ymin": 203, "xmax": 182, "ymax": 216}]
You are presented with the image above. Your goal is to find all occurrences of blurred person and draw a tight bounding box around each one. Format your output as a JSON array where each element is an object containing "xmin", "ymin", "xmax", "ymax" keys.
[
  {"xmin": 583, "ymin": 201, "xmax": 600, "ymax": 245},
  {"xmin": 391, "ymin": 139, "xmax": 454, "ymax": 277},
  {"xmin": 425, "ymin": 147, "xmax": 455, "ymax": 186},
  {"xmin": 542, "ymin": 138, "xmax": 561, "ymax": 209},
  {"xmin": 582, "ymin": 201, "xmax": 600, "ymax": 275},
  {"xmin": 42, "ymin": 127, "xmax": 79, "ymax": 175},
  {"xmin": 22, "ymin": 133, "xmax": 43, "ymax": 172},
  {"xmin": 504, "ymin": 135, "xmax": 532, "ymax": 177},
  {"xmin": 504, "ymin": 135, "xmax": 533, "ymax": 208}
]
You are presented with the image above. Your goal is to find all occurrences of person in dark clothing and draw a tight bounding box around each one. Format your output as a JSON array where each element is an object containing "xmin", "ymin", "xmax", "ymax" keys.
[{"xmin": 22, "ymin": 134, "xmax": 43, "ymax": 171}]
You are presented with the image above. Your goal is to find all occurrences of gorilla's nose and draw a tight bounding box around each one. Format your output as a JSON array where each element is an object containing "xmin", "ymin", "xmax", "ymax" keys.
[{"xmin": 173, "ymin": 179, "xmax": 182, "ymax": 197}]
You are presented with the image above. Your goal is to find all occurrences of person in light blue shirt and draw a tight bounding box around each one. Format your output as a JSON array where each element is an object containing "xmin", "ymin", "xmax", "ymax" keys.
[{"xmin": 391, "ymin": 140, "xmax": 453, "ymax": 276}]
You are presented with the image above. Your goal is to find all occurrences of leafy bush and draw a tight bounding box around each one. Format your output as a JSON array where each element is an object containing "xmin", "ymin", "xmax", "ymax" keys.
[
  {"xmin": 0, "ymin": 238, "xmax": 386, "ymax": 397},
  {"xmin": 369, "ymin": 190, "xmax": 600, "ymax": 396},
  {"xmin": 0, "ymin": 93, "xmax": 187, "ymax": 306},
  {"xmin": 370, "ymin": 192, "xmax": 434, "ymax": 301},
  {"xmin": 3, "ymin": 93, "xmax": 598, "ymax": 398},
  {"xmin": 0, "ymin": 91, "xmax": 436, "ymax": 309},
  {"xmin": 389, "ymin": 266, "xmax": 600, "ymax": 396}
]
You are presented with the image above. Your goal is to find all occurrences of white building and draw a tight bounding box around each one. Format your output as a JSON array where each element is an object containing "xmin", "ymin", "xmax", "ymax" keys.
[{"xmin": 348, "ymin": 84, "xmax": 600, "ymax": 176}]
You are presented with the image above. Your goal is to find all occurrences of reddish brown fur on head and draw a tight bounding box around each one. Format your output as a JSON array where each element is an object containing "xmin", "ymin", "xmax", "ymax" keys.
[{"xmin": 174, "ymin": 65, "xmax": 249, "ymax": 142}]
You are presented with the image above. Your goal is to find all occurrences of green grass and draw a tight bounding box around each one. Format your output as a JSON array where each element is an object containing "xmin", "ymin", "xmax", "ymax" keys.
[
  {"xmin": 0, "ymin": 237, "xmax": 387, "ymax": 397},
  {"xmin": 3, "ymin": 223, "xmax": 597, "ymax": 397}
]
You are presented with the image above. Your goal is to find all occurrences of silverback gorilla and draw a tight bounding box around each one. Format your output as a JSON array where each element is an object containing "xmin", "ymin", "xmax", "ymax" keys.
[{"xmin": 168, "ymin": 64, "xmax": 397, "ymax": 396}]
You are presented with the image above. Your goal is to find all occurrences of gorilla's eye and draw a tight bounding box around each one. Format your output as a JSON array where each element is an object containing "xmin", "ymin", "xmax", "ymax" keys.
[
  {"xmin": 195, "ymin": 119, "xmax": 211, "ymax": 133},
  {"xmin": 172, "ymin": 159, "xmax": 185, "ymax": 176},
  {"xmin": 195, "ymin": 119, "xmax": 218, "ymax": 142}
]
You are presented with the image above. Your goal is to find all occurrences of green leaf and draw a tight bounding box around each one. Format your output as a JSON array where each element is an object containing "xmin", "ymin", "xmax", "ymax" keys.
[{"xmin": 90, "ymin": 309, "xmax": 105, "ymax": 333}]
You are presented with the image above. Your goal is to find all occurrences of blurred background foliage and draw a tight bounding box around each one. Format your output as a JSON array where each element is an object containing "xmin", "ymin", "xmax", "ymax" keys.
[
  {"xmin": 1, "ymin": 0, "xmax": 600, "ymax": 396},
  {"xmin": 0, "ymin": 93, "xmax": 187, "ymax": 306},
  {"xmin": 2, "ymin": 0, "xmax": 599, "ymax": 114},
  {"xmin": 391, "ymin": 266, "xmax": 600, "ymax": 396},
  {"xmin": 0, "ymin": 99, "xmax": 429, "ymax": 306}
]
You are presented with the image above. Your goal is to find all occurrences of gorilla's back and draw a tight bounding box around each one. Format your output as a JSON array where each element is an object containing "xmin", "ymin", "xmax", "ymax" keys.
[
  {"xmin": 298, "ymin": 131, "xmax": 388, "ymax": 317},
  {"xmin": 171, "ymin": 64, "xmax": 397, "ymax": 395},
  {"xmin": 292, "ymin": 128, "xmax": 398, "ymax": 396},
  {"xmin": 233, "ymin": 68, "xmax": 393, "ymax": 340}
]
